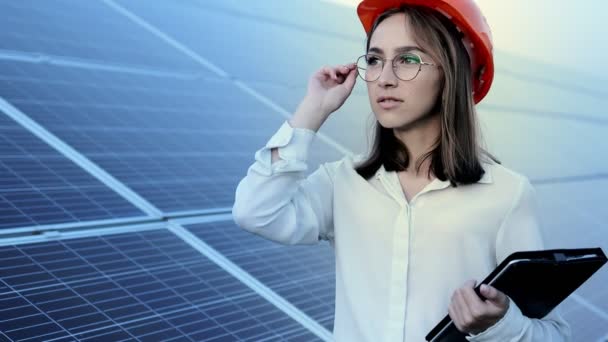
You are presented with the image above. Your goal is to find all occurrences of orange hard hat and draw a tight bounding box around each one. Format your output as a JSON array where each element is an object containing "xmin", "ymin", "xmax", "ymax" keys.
[{"xmin": 357, "ymin": 0, "xmax": 494, "ymax": 104}]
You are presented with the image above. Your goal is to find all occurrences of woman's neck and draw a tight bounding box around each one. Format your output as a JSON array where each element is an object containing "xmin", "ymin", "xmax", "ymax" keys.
[{"xmin": 392, "ymin": 113, "xmax": 441, "ymax": 177}]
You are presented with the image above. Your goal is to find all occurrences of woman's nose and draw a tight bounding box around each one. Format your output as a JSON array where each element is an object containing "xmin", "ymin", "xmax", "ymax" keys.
[{"xmin": 377, "ymin": 63, "xmax": 398, "ymax": 88}]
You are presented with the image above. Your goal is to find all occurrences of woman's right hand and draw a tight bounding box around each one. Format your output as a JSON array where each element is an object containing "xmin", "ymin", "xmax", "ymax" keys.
[
  {"xmin": 287, "ymin": 63, "xmax": 358, "ymax": 133},
  {"xmin": 306, "ymin": 63, "xmax": 358, "ymax": 117}
]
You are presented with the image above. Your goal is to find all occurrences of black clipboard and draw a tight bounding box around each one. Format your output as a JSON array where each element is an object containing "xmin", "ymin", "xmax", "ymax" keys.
[{"xmin": 425, "ymin": 247, "xmax": 607, "ymax": 341}]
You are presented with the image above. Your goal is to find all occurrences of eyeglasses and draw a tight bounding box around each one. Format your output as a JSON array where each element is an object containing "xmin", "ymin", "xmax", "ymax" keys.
[{"xmin": 356, "ymin": 52, "xmax": 438, "ymax": 82}]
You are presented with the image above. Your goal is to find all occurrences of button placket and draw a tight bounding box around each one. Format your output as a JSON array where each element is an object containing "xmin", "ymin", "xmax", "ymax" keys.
[
  {"xmin": 402, "ymin": 203, "xmax": 414, "ymax": 342},
  {"xmin": 385, "ymin": 199, "xmax": 415, "ymax": 341},
  {"xmin": 376, "ymin": 168, "xmax": 452, "ymax": 341}
]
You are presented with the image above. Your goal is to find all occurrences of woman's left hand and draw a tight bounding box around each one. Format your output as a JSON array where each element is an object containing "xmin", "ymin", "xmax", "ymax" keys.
[{"xmin": 448, "ymin": 279, "xmax": 510, "ymax": 335}]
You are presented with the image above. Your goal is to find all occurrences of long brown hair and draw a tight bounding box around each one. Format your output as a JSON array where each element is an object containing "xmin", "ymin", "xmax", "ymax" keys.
[{"xmin": 355, "ymin": 5, "xmax": 500, "ymax": 187}]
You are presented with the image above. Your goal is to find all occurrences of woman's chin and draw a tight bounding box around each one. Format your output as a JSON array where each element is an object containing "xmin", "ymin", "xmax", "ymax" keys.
[
  {"xmin": 375, "ymin": 113, "xmax": 408, "ymax": 129},
  {"xmin": 375, "ymin": 108, "xmax": 438, "ymax": 130}
]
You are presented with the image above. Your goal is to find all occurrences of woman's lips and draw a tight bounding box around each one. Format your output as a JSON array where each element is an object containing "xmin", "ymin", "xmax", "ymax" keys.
[{"xmin": 378, "ymin": 99, "xmax": 402, "ymax": 110}]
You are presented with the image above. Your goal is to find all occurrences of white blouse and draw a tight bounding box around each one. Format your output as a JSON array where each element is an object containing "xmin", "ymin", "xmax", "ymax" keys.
[{"xmin": 232, "ymin": 120, "xmax": 571, "ymax": 342}]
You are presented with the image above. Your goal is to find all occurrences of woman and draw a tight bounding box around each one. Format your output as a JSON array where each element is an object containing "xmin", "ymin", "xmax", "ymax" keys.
[{"xmin": 233, "ymin": 0, "xmax": 571, "ymax": 341}]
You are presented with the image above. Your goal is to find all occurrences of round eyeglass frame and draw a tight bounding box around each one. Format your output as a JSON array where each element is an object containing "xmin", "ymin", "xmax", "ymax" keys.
[{"xmin": 356, "ymin": 52, "xmax": 438, "ymax": 82}]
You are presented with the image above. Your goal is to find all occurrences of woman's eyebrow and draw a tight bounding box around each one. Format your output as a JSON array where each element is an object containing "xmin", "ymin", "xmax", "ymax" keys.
[{"xmin": 368, "ymin": 46, "xmax": 424, "ymax": 54}]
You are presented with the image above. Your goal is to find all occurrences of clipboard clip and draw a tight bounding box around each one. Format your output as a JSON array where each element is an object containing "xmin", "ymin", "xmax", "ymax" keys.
[{"xmin": 554, "ymin": 252, "xmax": 567, "ymax": 262}]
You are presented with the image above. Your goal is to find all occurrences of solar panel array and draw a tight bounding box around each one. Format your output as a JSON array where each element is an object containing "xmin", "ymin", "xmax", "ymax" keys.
[
  {"xmin": 0, "ymin": 0, "xmax": 606, "ymax": 341},
  {"xmin": 0, "ymin": 228, "xmax": 319, "ymax": 341}
]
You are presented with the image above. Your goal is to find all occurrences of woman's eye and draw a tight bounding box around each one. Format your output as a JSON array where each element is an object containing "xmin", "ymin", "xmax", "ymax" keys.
[
  {"xmin": 366, "ymin": 56, "xmax": 380, "ymax": 65},
  {"xmin": 398, "ymin": 55, "xmax": 420, "ymax": 64}
]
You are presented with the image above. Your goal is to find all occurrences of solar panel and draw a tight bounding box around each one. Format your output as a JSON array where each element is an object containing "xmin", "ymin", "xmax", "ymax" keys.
[
  {"xmin": 489, "ymin": 50, "xmax": 608, "ymax": 111},
  {"xmin": 475, "ymin": 52, "xmax": 608, "ymax": 183},
  {"xmin": 478, "ymin": 110, "xmax": 608, "ymax": 182},
  {"xmin": 535, "ymin": 181, "xmax": 608, "ymax": 318},
  {"xmin": 0, "ymin": 228, "xmax": 321, "ymax": 341},
  {"xmin": 186, "ymin": 221, "xmax": 336, "ymax": 331},
  {"xmin": 109, "ymin": 0, "xmax": 374, "ymax": 170},
  {"xmin": 113, "ymin": 0, "xmax": 362, "ymax": 87},
  {"xmin": 0, "ymin": 60, "xmax": 345, "ymax": 214},
  {"xmin": 169, "ymin": 0, "xmax": 363, "ymax": 42},
  {"xmin": 0, "ymin": 0, "xmax": 201, "ymax": 72},
  {"xmin": 0, "ymin": 112, "xmax": 144, "ymax": 230}
]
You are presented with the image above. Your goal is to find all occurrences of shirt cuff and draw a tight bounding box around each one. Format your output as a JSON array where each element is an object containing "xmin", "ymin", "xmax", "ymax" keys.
[
  {"xmin": 465, "ymin": 296, "xmax": 529, "ymax": 341},
  {"xmin": 253, "ymin": 120, "xmax": 317, "ymax": 176}
]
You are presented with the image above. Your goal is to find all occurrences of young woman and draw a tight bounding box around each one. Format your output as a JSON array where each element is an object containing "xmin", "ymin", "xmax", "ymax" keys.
[{"xmin": 233, "ymin": 0, "xmax": 571, "ymax": 341}]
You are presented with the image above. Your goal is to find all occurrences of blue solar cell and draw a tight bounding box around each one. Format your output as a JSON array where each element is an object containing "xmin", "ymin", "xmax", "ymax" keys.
[
  {"xmin": 0, "ymin": 229, "xmax": 321, "ymax": 341},
  {"xmin": 0, "ymin": 113, "xmax": 143, "ymax": 230},
  {"xmin": 0, "ymin": 0, "xmax": 201, "ymax": 72},
  {"xmin": 0, "ymin": 60, "xmax": 344, "ymax": 214},
  {"xmin": 186, "ymin": 221, "xmax": 336, "ymax": 331}
]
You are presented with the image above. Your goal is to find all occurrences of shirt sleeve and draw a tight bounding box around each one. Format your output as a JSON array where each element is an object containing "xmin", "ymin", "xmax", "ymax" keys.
[
  {"xmin": 232, "ymin": 120, "xmax": 335, "ymax": 245},
  {"xmin": 465, "ymin": 178, "xmax": 572, "ymax": 341}
]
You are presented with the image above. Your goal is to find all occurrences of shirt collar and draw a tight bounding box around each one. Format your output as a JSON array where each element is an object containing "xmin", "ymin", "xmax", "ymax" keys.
[
  {"xmin": 375, "ymin": 162, "xmax": 493, "ymax": 186},
  {"xmin": 478, "ymin": 165, "xmax": 494, "ymax": 184},
  {"xmin": 374, "ymin": 163, "xmax": 493, "ymax": 205}
]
